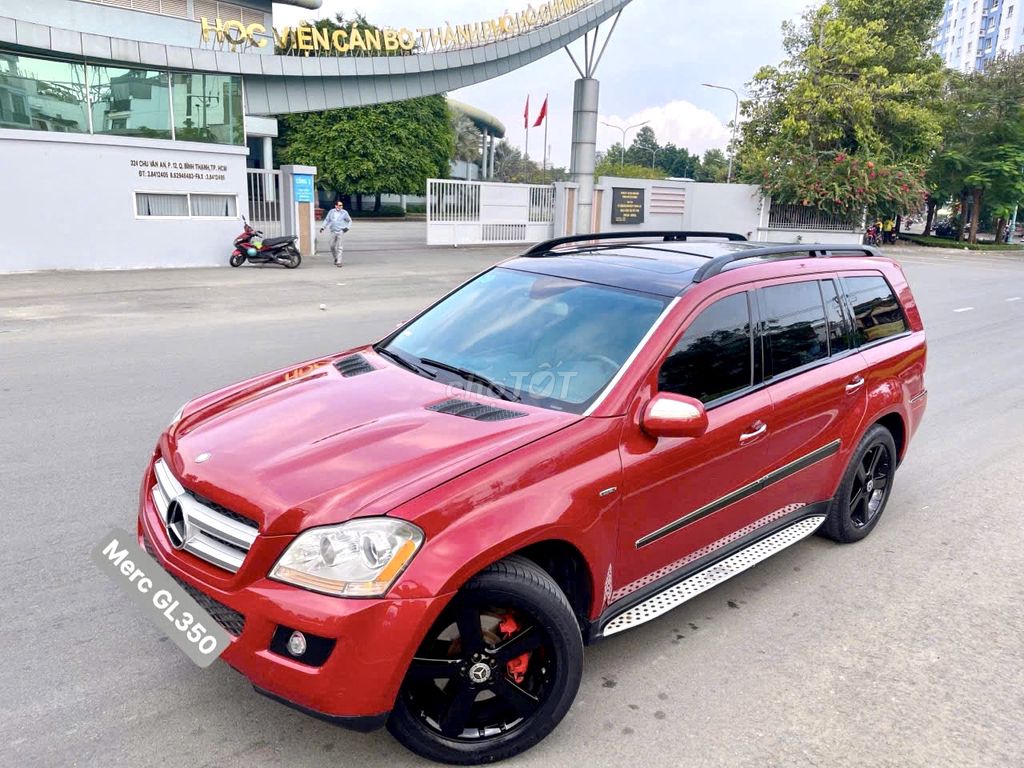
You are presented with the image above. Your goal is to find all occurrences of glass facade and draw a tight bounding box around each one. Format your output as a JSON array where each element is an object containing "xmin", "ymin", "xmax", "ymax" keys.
[
  {"xmin": 171, "ymin": 73, "xmax": 244, "ymax": 145},
  {"xmin": 89, "ymin": 66, "xmax": 171, "ymax": 139},
  {"xmin": 0, "ymin": 50, "xmax": 243, "ymax": 145},
  {"xmin": 0, "ymin": 52, "xmax": 88, "ymax": 132}
]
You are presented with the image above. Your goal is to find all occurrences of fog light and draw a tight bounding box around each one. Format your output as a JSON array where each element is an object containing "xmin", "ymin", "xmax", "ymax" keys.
[{"xmin": 286, "ymin": 631, "xmax": 307, "ymax": 657}]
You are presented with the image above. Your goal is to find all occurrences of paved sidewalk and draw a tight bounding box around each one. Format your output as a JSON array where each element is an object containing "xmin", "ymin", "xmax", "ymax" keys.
[{"xmin": 0, "ymin": 221, "xmax": 519, "ymax": 338}]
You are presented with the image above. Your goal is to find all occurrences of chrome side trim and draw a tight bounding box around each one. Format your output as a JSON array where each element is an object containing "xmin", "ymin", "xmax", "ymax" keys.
[
  {"xmin": 152, "ymin": 459, "xmax": 257, "ymax": 574},
  {"xmin": 636, "ymin": 439, "xmax": 841, "ymax": 548},
  {"xmin": 604, "ymin": 515, "xmax": 826, "ymax": 637},
  {"xmin": 583, "ymin": 297, "xmax": 681, "ymax": 417}
]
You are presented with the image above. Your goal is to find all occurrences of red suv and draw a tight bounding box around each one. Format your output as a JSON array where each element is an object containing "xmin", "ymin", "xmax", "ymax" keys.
[{"xmin": 138, "ymin": 232, "xmax": 927, "ymax": 764}]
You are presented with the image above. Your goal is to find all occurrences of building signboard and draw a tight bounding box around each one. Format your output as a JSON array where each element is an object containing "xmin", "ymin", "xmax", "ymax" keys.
[
  {"xmin": 198, "ymin": 0, "xmax": 595, "ymax": 55},
  {"xmin": 293, "ymin": 174, "xmax": 314, "ymax": 203},
  {"xmin": 611, "ymin": 187, "xmax": 645, "ymax": 225}
]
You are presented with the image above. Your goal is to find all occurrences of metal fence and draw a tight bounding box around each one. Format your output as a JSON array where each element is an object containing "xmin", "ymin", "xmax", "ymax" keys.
[
  {"xmin": 246, "ymin": 169, "xmax": 283, "ymax": 237},
  {"xmin": 768, "ymin": 203, "xmax": 859, "ymax": 232},
  {"xmin": 529, "ymin": 185, "xmax": 556, "ymax": 223},
  {"xmin": 427, "ymin": 179, "xmax": 555, "ymax": 245},
  {"xmin": 428, "ymin": 180, "xmax": 481, "ymax": 222}
]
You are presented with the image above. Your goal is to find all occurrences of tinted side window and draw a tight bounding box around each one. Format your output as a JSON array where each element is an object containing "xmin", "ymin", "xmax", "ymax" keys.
[
  {"xmin": 821, "ymin": 279, "xmax": 853, "ymax": 355},
  {"xmin": 843, "ymin": 276, "xmax": 908, "ymax": 345},
  {"xmin": 659, "ymin": 293, "xmax": 752, "ymax": 403},
  {"xmin": 762, "ymin": 281, "xmax": 829, "ymax": 377}
]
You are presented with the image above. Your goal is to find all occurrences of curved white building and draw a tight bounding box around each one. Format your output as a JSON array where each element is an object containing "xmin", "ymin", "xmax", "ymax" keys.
[{"xmin": 0, "ymin": 0, "xmax": 631, "ymax": 271}]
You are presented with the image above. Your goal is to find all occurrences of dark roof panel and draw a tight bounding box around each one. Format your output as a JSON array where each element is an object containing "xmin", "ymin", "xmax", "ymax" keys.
[
  {"xmin": 502, "ymin": 240, "xmax": 881, "ymax": 296},
  {"xmin": 501, "ymin": 248, "xmax": 706, "ymax": 297}
]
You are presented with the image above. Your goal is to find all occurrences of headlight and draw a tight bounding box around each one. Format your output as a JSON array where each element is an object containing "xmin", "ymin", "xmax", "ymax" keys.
[{"xmin": 270, "ymin": 519, "xmax": 425, "ymax": 597}]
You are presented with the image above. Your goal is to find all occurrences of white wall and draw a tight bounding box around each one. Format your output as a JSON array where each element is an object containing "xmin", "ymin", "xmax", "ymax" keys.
[
  {"xmin": 596, "ymin": 178, "xmax": 765, "ymax": 239},
  {"xmin": 754, "ymin": 229, "xmax": 865, "ymax": 245},
  {"xmin": 0, "ymin": 129, "xmax": 248, "ymax": 272}
]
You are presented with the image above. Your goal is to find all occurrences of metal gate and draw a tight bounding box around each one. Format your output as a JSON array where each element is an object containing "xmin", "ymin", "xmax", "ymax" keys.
[
  {"xmin": 246, "ymin": 169, "xmax": 283, "ymax": 237},
  {"xmin": 426, "ymin": 179, "xmax": 555, "ymax": 246}
]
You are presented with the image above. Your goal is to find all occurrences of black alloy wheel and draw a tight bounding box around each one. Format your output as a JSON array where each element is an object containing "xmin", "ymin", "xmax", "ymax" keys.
[
  {"xmin": 229, "ymin": 252, "xmax": 246, "ymax": 267},
  {"xmin": 388, "ymin": 556, "xmax": 583, "ymax": 765},
  {"xmin": 820, "ymin": 423, "xmax": 898, "ymax": 543},
  {"xmin": 849, "ymin": 443, "xmax": 893, "ymax": 529},
  {"xmin": 283, "ymin": 247, "xmax": 301, "ymax": 269}
]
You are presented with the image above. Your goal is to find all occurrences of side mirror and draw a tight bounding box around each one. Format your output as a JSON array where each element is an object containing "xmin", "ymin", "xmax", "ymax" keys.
[{"xmin": 641, "ymin": 393, "xmax": 709, "ymax": 440}]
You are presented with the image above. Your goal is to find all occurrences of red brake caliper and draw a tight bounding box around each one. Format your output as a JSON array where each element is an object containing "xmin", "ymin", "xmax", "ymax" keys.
[{"xmin": 498, "ymin": 615, "xmax": 531, "ymax": 684}]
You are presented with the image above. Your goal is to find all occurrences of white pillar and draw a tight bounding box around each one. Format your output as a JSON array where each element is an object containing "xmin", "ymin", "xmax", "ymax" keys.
[
  {"xmin": 480, "ymin": 130, "xmax": 489, "ymax": 180},
  {"xmin": 280, "ymin": 164, "xmax": 317, "ymax": 257},
  {"xmin": 570, "ymin": 78, "xmax": 600, "ymax": 235},
  {"xmin": 261, "ymin": 136, "xmax": 273, "ymax": 169},
  {"xmin": 489, "ymin": 134, "xmax": 497, "ymax": 179},
  {"xmin": 262, "ymin": 136, "xmax": 276, "ymax": 203}
]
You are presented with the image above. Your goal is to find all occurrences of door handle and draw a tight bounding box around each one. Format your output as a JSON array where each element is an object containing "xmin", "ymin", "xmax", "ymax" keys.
[
  {"xmin": 845, "ymin": 375, "xmax": 866, "ymax": 394},
  {"xmin": 740, "ymin": 422, "xmax": 767, "ymax": 442}
]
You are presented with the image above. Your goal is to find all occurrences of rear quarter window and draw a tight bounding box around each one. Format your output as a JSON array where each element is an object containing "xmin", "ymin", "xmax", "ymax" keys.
[{"xmin": 843, "ymin": 275, "xmax": 908, "ymax": 345}]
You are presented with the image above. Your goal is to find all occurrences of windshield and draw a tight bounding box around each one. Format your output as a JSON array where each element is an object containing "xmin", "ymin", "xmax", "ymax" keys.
[{"xmin": 380, "ymin": 267, "xmax": 671, "ymax": 413}]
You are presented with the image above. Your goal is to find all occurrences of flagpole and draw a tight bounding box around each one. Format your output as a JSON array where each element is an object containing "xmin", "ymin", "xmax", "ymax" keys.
[
  {"xmin": 543, "ymin": 104, "xmax": 549, "ymax": 177},
  {"xmin": 524, "ymin": 94, "xmax": 531, "ymax": 161}
]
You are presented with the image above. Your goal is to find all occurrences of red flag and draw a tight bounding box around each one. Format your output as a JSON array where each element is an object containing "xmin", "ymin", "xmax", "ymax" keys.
[
  {"xmin": 523, "ymin": 95, "xmax": 530, "ymax": 129},
  {"xmin": 533, "ymin": 95, "xmax": 549, "ymax": 128}
]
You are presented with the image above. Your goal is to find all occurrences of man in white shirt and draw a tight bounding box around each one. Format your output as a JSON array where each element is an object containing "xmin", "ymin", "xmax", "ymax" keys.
[{"xmin": 320, "ymin": 200, "xmax": 353, "ymax": 267}]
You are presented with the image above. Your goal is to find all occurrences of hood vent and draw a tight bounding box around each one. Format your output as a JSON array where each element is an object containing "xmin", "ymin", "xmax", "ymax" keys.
[
  {"xmin": 334, "ymin": 354, "xmax": 375, "ymax": 377},
  {"xmin": 428, "ymin": 398, "xmax": 527, "ymax": 422}
]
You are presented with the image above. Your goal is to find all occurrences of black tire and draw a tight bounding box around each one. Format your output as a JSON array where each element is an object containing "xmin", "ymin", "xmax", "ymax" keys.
[
  {"xmin": 283, "ymin": 247, "xmax": 301, "ymax": 269},
  {"xmin": 229, "ymin": 252, "xmax": 245, "ymax": 267},
  {"xmin": 820, "ymin": 424, "xmax": 898, "ymax": 543},
  {"xmin": 387, "ymin": 555, "xmax": 583, "ymax": 765}
]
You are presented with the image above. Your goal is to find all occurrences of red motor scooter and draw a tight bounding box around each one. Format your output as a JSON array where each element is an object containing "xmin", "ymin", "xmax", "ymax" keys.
[{"xmin": 230, "ymin": 218, "xmax": 301, "ymax": 269}]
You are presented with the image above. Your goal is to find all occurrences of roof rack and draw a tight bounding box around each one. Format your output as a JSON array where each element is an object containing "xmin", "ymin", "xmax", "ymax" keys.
[
  {"xmin": 692, "ymin": 244, "xmax": 881, "ymax": 283},
  {"xmin": 524, "ymin": 231, "xmax": 747, "ymax": 257}
]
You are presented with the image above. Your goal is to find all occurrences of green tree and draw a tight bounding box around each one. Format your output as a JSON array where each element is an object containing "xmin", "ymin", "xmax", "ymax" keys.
[
  {"xmin": 737, "ymin": 0, "xmax": 945, "ymax": 217},
  {"xmin": 931, "ymin": 55, "xmax": 1024, "ymax": 242},
  {"xmin": 594, "ymin": 158, "xmax": 664, "ymax": 180},
  {"xmin": 275, "ymin": 13, "xmax": 454, "ymax": 209},
  {"xmin": 451, "ymin": 113, "xmax": 482, "ymax": 165},
  {"xmin": 278, "ymin": 97, "xmax": 454, "ymax": 208},
  {"xmin": 492, "ymin": 140, "xmax": 544, "ymax": 183},
  {"xmin": 695, "ymin": 149, "xmax": 730, "ymax": 183},
  {"xmin": 604, "ymin": 142, "xmax": 626, "ymax": 166},
  {"xmin": 624, "ymin": 126, "xmax": 661, "ymax": 167},
  {"xmin": 660, "ymin": 144, "xmax": 699, "ymax": 178}
]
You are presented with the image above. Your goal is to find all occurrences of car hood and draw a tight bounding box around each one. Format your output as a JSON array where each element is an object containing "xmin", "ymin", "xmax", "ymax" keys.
[{"xmin": 162, "ymin": 349, "xmax": 579, "ymax": 535}]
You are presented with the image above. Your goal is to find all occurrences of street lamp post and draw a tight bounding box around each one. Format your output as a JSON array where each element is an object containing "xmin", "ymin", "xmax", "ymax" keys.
[
  {"xmin": 648, "ymin": 146, "xmax": 662, "ymax": 168},
  {"xmin": 702, "ymin": 83, "xmax": 740, "ymax": 183},
  {"xmin": 601, "ymin": 119, "xmax": 649, "ymax": 166}
]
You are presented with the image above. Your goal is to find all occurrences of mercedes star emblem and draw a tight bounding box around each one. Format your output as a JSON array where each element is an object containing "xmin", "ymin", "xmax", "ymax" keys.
[{"xmin": 166, "ymin": 498, "xmax": 188, "ymax": 550}]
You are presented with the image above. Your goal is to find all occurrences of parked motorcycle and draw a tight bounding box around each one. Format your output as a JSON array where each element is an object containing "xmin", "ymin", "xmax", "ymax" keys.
[{"xmin": 230, "ymin": 219, "xmax": 301, "ymax": 269}]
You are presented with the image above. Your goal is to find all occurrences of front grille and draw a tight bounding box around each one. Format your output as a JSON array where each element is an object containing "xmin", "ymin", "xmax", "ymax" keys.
[
  {"xmin": 170, "ymin": 572, "xmax": 246, "ymax": 636},
  {"xmin": 191, "ymin": 491, "xmax": 259, "ymax": 530},
  {"xmin": 143, "ymin": 535, "xmax": 246, "ymax": 636},
  {"xmin": 151, "ymin": 459, "xmax": 258, "ymax": 573}
]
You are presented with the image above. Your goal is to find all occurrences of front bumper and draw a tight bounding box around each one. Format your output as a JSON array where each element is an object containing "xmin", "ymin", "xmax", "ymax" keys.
[{"xmin": 137, "ymin": 468, "xmax": 449, "ymax": 724}]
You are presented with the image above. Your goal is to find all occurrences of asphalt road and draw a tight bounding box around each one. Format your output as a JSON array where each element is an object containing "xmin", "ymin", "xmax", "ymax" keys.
[{"xmin": 2, "ymin": 229, "xmax": 1022, "ymax": 768}]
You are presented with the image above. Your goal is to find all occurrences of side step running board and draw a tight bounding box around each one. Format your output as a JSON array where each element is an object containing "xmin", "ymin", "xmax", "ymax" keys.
[{"xmin": 601, "ymin": 515, "xmax": 826, "ymax": 637}]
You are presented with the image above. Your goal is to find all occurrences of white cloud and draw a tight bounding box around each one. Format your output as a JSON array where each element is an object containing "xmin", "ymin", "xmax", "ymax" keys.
[{"xmin": 598, "ymin": 101, "xmax": 732, "ymax": 157}]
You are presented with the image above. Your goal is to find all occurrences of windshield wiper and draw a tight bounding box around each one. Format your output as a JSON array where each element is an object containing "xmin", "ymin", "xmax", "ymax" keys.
[
  {"xmin": 420, "ymin": 358, "xmax": 521, "ymax": 402},
  {"xmin": 374, "ymin": 345, "xmax": 437, "ymax": 379}
]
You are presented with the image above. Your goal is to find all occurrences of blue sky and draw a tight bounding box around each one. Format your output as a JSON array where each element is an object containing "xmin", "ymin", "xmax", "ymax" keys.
[{"xmin": 273, "ymin": 0, "xmax": 811, "ymax": 166}]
